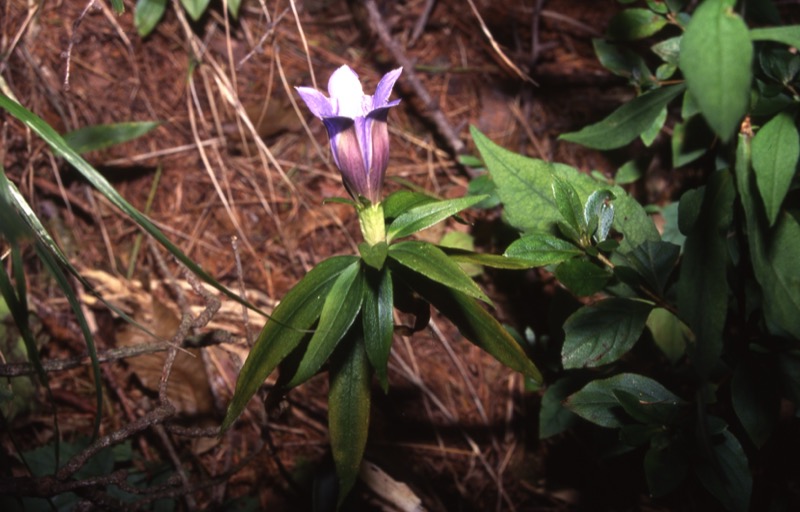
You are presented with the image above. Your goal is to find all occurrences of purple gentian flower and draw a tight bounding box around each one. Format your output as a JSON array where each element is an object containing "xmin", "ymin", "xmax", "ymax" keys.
[{"xmin": 296, "ymin": 65, "xmax": 402, "ymax": 204}]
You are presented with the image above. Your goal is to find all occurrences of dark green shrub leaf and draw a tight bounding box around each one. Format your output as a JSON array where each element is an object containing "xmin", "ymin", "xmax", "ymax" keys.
[
  {"xmin": 562, "ymin": 299, "xmax": 653, "ymax": 369},
  {"xmin": 646, "ymin": 307, "xmax": 690, "ymax": 363},
  {"xmin": 223, "ymin": 255, "xmax": 358, "ymax": 430},
  {"xmin": 613, "ymin": 388, "xmax": 686, "ymax": 425},
  {"xmin": 180, "ymin": 0, "xmax": 211, "ymax": 21},
  {"xmin": 732, "ymin": 361, "xmax": 778, "ymax": 448},
  {"xmin": 751, "ymin": 112, "xmax": 799, "ymax": 226},
  {"xmin": 677, "ymin": 171, "xmax": 734, "ymax": 376},
  {"xmin": 386, "ymin": 195, "xmax": 485, "ymax": 241},
  {"xmin": 640, "ymin": 106, "xmax": 667, "ymax": 146},
  {"xmin": 694, "ymin": 429, "xmax": 752, "ymax": 512},
  {"xmin": 565, "ymin": 373, "xmax": 680, "ymax": 428},
  {"xmin": 750, "ymin": 25, "xmax": 800, "ymax": 48},
  {"xmin": 607, "ymin": 8, "xmax": 668, "ymax": 41},
  {"xmin": 679, "ymin": 0, "xmax": 753, "ymax": 142},
  {"xmin": 672, "ymin": 116, "xmax": 713, "ymax": 167},
  {"xmin": 552, "ymin": 176, "xmax": 587, "ymax": 242},
  {"xmin": 560, "ymin": 84, "xmax": 685, "ymax": 150},
  {"xmin": 388, "ymin": 241, "xmax": 489, "ymax": 303},
  {"xmin": 618, "ymin": 240, "xmax": 680, "ymax": 294},
  {"xmin": 286, "ymin": 261, "xmax": 365, "ymax": 387},
  {"xmin": 645, "ymin": 441, "xmax": 689, "ymax": 497},
  {"xmin": 329, "ymin": 336, "xmax": 371, "ymax": 505},
  {"xmin": 735, "ymin": 134, "xmax": 800, "ymax": 339},
  {"xmin": 592, "ymin": 39, "xmax": 654, "ymax": 85},
  {"xmin": 539, "ymin": 375, "xmax": 586, "ymax": 439},
  {"xmin": 363, "ymin": 267, "xmax": 394, "ymax": 392},
  {"xmin": 554, "ymin": 259, "xmax": 612, "ymax": 297},
  {"xmin": 63, "ymin": 121, "xmax": 160, "ymax": 154},
  {"xmin": 135, "ymin": 0, "xmax": 167, "ymax": 37},
  {"xmin": 504, "ymin": 233, "xmax": 582, "ymax": 266},
  {"xmin": 759, "ymin": 47, "xmax": 800, "ymax": 85},
  {"xmin": 471, "ymin": 127, "xmax": 660, "ymax": 253}
]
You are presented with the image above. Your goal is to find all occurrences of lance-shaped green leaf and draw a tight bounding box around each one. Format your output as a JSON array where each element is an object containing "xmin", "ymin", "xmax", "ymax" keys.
[
  {"xmin": 328, "ymin": 335, "xmax": 371, "ymax": 506},
  {"xmin": 401, "ymin": 270, "xmax": 542, "ymax": 383},
  {"xmin": 562, "ymin": 299, "xmax": 653, "ymax": 369},
  {"xmin": 504, "ymin": 233, "xmax": 582, "ymax": 267},
  {"xmin": 442, "ymin": 247, "xmax": 539, "ymax": 269},
  {"xmin": 382, "ymin": 190, "xmax": 437, "ymax": 219},
  {"xmin": 751, "ymin": 112, "xmax": 799, "ymax": 227},
  {"xmin": 735, "ymin": 133, "xmax": 800, "ymax": 339},
  {"xmin": 386, "ymin": 195, "xmax": 486, "ymax": 242},
  {"xmin": 679, "ymin": 0, "xmax": 752, "ymax": 142},
  {"xmin": 559, "ymin": 84, "xmax": 685, "ymax": 150},
  {"xmin": 472, "ymin": 126, "xmax": 660, "ymax": 253},
  {"xmin": 677, "ymin": 171, "xmax": 735, "ymax": 376},
  {"xmin": 388, "ymin": 241, "xmax": 490, "ymax": 303},
  {"xmin": 565, "ymin": 373, "xmax": 682, "ymax": 428},
  {"xmin": 135, "ymin": 0, "xmax": 167, "ymax": 37},
  {"xmin": 63, "ymin": 121, "xmax": 160, "ymax": 154},
  {"xmin": 0, "ymin": 93, "xmax": 262, "ymax": 315},
  {"xmin": 223, "ymin": 256, "xmax": 358, "ymax": 430},
  {"xmin": 363, "ymin": 267, "xmax": 394, "ymax": 392},
  {"xmin": 750, "ymin": 25, "xmax": 800, "ymax": 48},
  {"xmin": 286, "ymin": 262, "xmax": 365, "ymax": 387}
]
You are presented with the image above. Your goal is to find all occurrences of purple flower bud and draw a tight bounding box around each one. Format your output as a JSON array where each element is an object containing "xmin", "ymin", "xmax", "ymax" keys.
[{"xmin": 296, "ymin": 65, "xmax": 402, "ymax": 204}]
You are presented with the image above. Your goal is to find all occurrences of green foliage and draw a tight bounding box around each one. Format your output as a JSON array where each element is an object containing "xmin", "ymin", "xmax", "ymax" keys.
[
  {"xmin": 467, "ymin": 4, "xmax": 799, "ymax": 508},
  {"xmin": 63, "ymin": 121, "xmax": 160, "ymax": 154},
  {"xmin": 136, "ymin": 0, "xmax": 243, "ymax": 36}
]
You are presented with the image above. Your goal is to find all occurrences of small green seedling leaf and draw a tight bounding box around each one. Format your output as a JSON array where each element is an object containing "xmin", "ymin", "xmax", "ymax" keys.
[
  {"xmin": 180, "ymin": 0, "xmax": 211, "ymax": 21},
  {"xmin": 562, "ymin": 299, "xmax": 653, "ymax": 369},
  {"xmin": 135, "ymin": 0, "xmax": 167, "ymax": 37}
]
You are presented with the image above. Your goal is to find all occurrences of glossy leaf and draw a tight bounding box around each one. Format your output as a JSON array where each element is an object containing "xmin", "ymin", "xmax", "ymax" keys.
[
  {"xmin": 679, "ymin": 0, "xmax": 753, "ymax": 142},
  {"xmin": 565, "ymin": 373, "xmax": 681, "ymax": 428},
  {"xmin": 439, "ymin": 231, "xmax": 481, "ymax": 277},
  {"xmin": 134, "ymin": 0, "xmax": 167, "ymax": 37},
  {"xmin": 442, "ymin": 247, "xmax": 535, "ymax": 270},
  {"xmin": 562, "ymin": 299, "xmax": 653, "ymax": 369},
  {"xmin": 63, "ymin": 121, "xmax": 160, "ymax": 154},
  {"xmin": 677, "ymin": 171, "xmax": 735, "ymax": 376},
  {"xmin": 329, "ymin": 335, "xmax": 371, "ymax": 505},
  {"xmin": 504, "ymin": 233, "xmax": 582, "ymax": 267},
  {"xmin": 180, "ymin": 0, "xmax": 211, "ymax": 21},
  {"xmin": 607, "ymin": 8, "xmax": 668, "ymax": 41},
  {"xmin": 223, "ymin": 256, "xmax": 358, "ymax": 430},
  {"xmin": 382, "ymin": 190, "xmax": 436, "ymax": 219},
  {"xmin": 386, "ymin": 195, "xmax": 485, "ymax": 242},
  {"xmin": 584, "ymin": 189, "xmax": 615, "ymax": 242},
  {"xmin": 472, "ymin": 126, "xmax": 659, "ymax": 253},
  {"xmin": 552, "ymin": 176, "xmax": 587, "ymax": 243},
  {"xmin": 286, "ymin": 261, "xmax": 365, "ymax": 387},
  {"xmin": 751, "ymin": 112, "xmax": 799, "ymax": 226},
  {"xmin": 363, "ymin": 267, "xmax": 394, "ymax": 392},
  {"xmin": 619, "ymin": 240, "xmax": 680, "ymax": 294},
  {"xmin": 651, "ymin": 36, "xmax": 681, "ymax": 65},
  {"xmin": 401, "ymin": 269, "xmax": 542, "ymax": 382},
  {"xmin": 613, "ymin": 388, "xmax": 686, "ymax": 426},
  {"xmin": 554, "ymin": 259, "xmax": 612, "ymax": 297},
  {"xmin": 358, "ymin": 241, "xmax": 388, "ymax": 270},
  {"xmin": 735, "ymin": 133, "xmax": 800, "ymax": 339},
  {"xmin": 560, "ymin": 84, "xmax": 685, "ymax": 150},
  {"xmin": 388, "ymin": 241, "xmax": 489, "ymax": 303}
]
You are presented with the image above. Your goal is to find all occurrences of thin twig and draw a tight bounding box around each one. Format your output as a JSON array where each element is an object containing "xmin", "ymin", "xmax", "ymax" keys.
[{"xmin": 362, "ymin": 0, "xmax": 465, "ymax": 155}]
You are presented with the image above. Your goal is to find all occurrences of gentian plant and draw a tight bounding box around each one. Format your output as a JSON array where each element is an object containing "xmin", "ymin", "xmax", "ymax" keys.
[{"xmin": 222, "ymin": 65, "xmax": 542, "ymax": 504}]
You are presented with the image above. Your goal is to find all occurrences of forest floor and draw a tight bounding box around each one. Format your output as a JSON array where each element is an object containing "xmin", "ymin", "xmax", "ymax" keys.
[{"xmin": 2, "ymin": 0, "xmax": 699, "ymax": 510}]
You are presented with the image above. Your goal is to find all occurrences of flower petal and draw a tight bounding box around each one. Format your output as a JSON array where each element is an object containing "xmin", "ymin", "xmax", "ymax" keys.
[
  {"xmin": 372, "ymin": 67, "xmax": 403, "ymax": 109},
  {"xmin": 295, "ymin": 87, "xmax": 334, "ymax": 119},
  {"xmin": 323, "ymin": 117, "xmax": 368, "ymax": 199},
  {"xmin": 366, "ymin": 110, "xmax": 391, "ymax": 203},
  {"xmin": 328, "ymin": 65, "xmax": 365, "ymax": 118}
]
